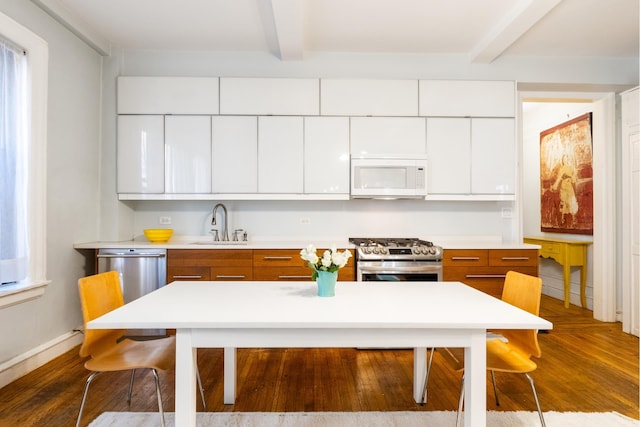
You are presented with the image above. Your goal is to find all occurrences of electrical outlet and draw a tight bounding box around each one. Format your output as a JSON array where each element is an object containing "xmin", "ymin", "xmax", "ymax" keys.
[
  {"xmin": 300, "ymin": 217, "xmax": 311, "ymax": 225},
  {"xmin": 159, "ymin": 216, "xmax": 172, "ymax": 225},
  {"xmin": 501, "ymin": 208, "xmax": 513, "ymax": 219}
]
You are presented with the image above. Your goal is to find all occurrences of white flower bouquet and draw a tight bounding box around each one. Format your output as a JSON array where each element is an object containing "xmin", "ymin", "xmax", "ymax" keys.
[{"xmin": 300, "ymin": 244, "xmax": 352, "ymax": 280}]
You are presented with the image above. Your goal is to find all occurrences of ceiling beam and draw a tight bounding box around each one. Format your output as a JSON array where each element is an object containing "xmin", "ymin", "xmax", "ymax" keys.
[
  {"xmin": 259, "ymin": 0, "xmax": 305, "ymax": 60},
  {"xmin": 469, "ymin": 0, "xmax": 563, "ymax": 64},
  {"xmin": 31, "ymin": 0, "xmax": 111, "ymax": 56}
]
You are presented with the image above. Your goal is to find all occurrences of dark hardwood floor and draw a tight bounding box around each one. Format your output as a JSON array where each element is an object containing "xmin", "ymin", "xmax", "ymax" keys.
[{"xmin": 0, "ymin": 295, "xmax": 638, "ymax": 426}]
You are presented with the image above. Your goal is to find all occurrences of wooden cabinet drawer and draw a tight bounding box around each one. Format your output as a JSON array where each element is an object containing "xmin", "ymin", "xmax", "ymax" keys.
[
  {"xmin": 444, "ymin": 265, "xmax": 538, "ymax": 298},
  {"xmin": 167, "ymin": 266, "xmax": 210, "ymax": 281},
  {"xmin": 489, "ymin": 249, "xmax": 538, "ymax": 267},
  {"xmin": 254, "ymin": 266, "xmax": 311, "ymax": 281},
  {"xmin": 211, "ymin": 266, "xmax": 253, "ymax": 281},
  {"xmin": 253, "ymin": 249, "xmax": 303, "ymax": 267},
  {"xmin": 443, "ymin": 249, "xmax": 488, "ymax": 266}
]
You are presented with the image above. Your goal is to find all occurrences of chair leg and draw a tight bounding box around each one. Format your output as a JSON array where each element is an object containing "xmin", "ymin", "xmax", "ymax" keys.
[
  {"xmin": 151, "ymin": 369, "xmax": 165, "ymax": 427},
  {"xmin": 76, "ymin": 371, "xmax": 102, "ymax": 427},
  {"xmin": 126, "ymin": 369, "xmax": 136, "ymax": 405},
  {"xmin": 490, "ymin": 370, "xmax": 500, "ymax": 406},
  {"xmin": 196, "ymin": 365, "xmax": 207, "ymax": 410},
  {"xmin": 525, "ymin": 373, "xmax": 546, "ymax": 427},
  {"xmin": 421, "ymin": 347, "xmax": 435, "ymax": 405},
  {"xmin": 456, "ymin": 373, "xmax": 465, "ymax": 427}
]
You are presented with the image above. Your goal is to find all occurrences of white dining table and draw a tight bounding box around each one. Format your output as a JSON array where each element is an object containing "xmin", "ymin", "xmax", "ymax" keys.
[{"xmin": 88, "ymin": 280, "xmax": 552, "ymax": 427}]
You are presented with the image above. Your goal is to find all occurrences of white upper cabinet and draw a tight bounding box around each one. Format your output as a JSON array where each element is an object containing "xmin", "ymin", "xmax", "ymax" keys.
[
  {"xmin": 258, "ymin": 117, "xmax": 303, "ymax": 193},
  {"xmin": 351, "ymin": 117, "xmax": 426, "ymax": 155},
  {"xmin": 117, "ymin": 77, "xmax": 219, "ymax": 114},
  {"xmin": 426, "ymin": 117, "xmax": 515, "ymax": 199},
  {"xmin": 164, "ymin": 116, "xmax": 212, "ymax": 194},
  {"xmin": 471, "ymin": 118, "xmax": 515, "ymax": 195},
  {"xmin": 419, "ymin": 80, "xmax": 515, "ymax": 117},
  {"xmin": 304, "ymin": 117, "xmax": 350, "ymax": 195},
  {"xmin": 212, "ymin": 116, "xmax": 258, "ymax": 193},
  {"xmin": 426, "ymin": 118, "xmax": 471, "ymax": 195},
  {"xmin": 220, "ymin": 78, "xmax": 319, "ymax": 116},
  {"xmin": 117, "ymin": 115, "xmax": 165, "ymax": 193},
  {"xmin": 320, "ymin": 79, "xmax": 418, "ymax": 116}
]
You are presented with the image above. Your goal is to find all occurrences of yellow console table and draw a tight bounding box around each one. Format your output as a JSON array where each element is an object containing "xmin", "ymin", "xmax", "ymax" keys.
[{"xmin": 523, "ymin": 236, "xmax": 593, "ymax": 308}]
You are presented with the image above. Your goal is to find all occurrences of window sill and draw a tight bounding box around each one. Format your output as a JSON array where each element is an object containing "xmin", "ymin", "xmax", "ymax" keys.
[{"xmin": 0, "ymin": 280, "xmax": 50, "ymax": 309}]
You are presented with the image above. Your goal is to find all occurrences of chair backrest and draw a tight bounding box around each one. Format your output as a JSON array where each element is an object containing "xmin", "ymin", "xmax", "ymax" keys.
[
  {"xmin": 498, "ymin": 271, "xmax": 543, "ymax": 358},
  {"xmin": 77, "ymin": 271, "xmax": 125, "ymax": 358}
]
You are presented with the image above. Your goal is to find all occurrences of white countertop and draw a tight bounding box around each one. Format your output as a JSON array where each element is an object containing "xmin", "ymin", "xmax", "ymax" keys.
[{"xmin": 73, "ymin": 235, "xmax": 539, "ymax": 250}]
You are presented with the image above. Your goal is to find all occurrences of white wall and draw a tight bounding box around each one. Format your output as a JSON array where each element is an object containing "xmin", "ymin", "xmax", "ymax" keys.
[{"xmin": 0, "ymin": 1, "xmax": 102, "ymax": 365}]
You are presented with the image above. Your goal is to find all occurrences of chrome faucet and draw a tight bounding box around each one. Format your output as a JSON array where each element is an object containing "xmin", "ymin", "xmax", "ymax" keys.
[{"xmin": 211, "ymin": 203, "xmax": 229, "ymax": 241}]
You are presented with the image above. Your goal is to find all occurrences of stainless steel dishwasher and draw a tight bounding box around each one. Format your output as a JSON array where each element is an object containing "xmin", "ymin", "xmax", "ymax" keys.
[{"xmin": 97, "ymin": 248, "xmax": 167, "ymax": 337}]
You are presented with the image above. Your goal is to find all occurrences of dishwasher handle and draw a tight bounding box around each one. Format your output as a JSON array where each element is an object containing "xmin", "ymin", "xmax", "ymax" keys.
[{"xmin": 97, "ymin": 253, "xmax": 166, "ymax": 259}]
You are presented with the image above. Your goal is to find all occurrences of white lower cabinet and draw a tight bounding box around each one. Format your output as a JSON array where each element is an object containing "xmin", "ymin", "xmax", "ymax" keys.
[
  {"xmin": 117, "ymin": 115, "xmax": 164, "ymax": 193},
  {"xmin": 426, "ymin": 117, "xmax": 515, "ymax": 199},
  {"xmin": 212, "ymin": 116, "xmax": 258, "ymax": 193},
  {"xmin": 258, "ymin": 117, "xmax": 303, "ymax": 193},
  {"xmin": 165, "ymin": 116, "xmax": 212, "ymax": 193},
  {"xmin": 304, "ymin": 117, "xmax": 350, "ymax": 195}
]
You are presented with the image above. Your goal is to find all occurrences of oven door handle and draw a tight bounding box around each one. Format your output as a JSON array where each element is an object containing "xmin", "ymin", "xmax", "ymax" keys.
[{"xmin": 358, "ymin": 265, "xmax": 441, "ymax": 274}]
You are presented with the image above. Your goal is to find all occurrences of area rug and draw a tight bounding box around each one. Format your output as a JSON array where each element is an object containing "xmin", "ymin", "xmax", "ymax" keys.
[{"xmin": 89, "ymin": 410, "xmax": 638, "ymax": 427}]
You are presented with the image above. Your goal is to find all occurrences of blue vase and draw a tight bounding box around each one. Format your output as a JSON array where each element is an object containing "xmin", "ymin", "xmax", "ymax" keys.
[{"xmin": 316, "ymin": 270, "xmax": 338, "ymax": 297}]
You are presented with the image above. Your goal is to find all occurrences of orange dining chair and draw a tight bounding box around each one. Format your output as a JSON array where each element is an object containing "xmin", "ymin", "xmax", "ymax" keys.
[
  {"xmin": 75, "ymin": 271, "xmax": 206, "ymax": 427},
  {"xmin": 422, "ymin": 271, "xmax": 546, "ymax": 426},
  {"xmin": 439, "ymin": 271, "xmax": 546, "ymax": 426}
]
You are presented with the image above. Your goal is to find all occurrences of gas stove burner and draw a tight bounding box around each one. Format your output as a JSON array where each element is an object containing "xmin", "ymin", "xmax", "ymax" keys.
[{"xmin": 348, "ymin": 237, "xmax": 442, "ymax": 261}]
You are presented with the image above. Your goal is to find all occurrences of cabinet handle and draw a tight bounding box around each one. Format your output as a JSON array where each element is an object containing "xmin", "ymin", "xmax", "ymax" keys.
[
  {"xmin": 216, "ymin": 275, "xmax": 245, "ymax": 279},
  {"xmin": 501, "ymin": 257, "xmax": 530, "ymax": 261},
  {"xmin": 466, "ymin": 274, "xmax": 507, "ymax": 279},
  {"xmin": 263, "ymin": 256, "xmax": 293, "ymax": 261},
  {"xmin": 278, "ymin": 275, "xmax": 310, "ymax": 280},
  {"xmin": 451, "ymin": 256, "xmax": 480, "ymax": 261},
  {"xmin": 172, "ymin": 275, "xmax": 203, "ymax": 279}
]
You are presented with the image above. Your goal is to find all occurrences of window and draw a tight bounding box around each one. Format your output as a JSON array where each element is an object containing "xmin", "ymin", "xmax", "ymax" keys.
[
  {"xmin": 0, "ymin": 12, "xmax": 49, "ymax": 308},
  {"xmin": 1, "ymin": 38, "xmax": 28, "ymax": 285}
]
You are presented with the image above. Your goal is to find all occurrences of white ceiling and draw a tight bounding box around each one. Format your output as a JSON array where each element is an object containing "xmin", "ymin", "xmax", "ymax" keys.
[{"xmin": 32, "ymin": 0, "xmax": 639, "ymax": 63}]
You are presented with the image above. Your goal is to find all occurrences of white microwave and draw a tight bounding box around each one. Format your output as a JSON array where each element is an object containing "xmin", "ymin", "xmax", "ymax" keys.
[{"xmin": 350, "ymin": 155, "xmax": 427, "ymax": 199}]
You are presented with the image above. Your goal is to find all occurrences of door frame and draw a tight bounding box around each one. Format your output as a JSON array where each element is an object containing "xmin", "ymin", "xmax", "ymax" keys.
[{"xmin": 518, "ymin": 90, "xmax": 617, "ymax": 322}]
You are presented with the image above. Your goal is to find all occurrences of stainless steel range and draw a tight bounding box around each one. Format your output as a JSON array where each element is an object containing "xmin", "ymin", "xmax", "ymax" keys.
[{"xmin": 349, "ymin": 237, "xmax": 443, "ymax": 282}]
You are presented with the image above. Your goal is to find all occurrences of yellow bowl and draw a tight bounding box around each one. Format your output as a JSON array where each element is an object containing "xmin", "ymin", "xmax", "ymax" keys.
[{"xmin": 143, "ymin": 229, "xmax": 173, "ymax": 242}]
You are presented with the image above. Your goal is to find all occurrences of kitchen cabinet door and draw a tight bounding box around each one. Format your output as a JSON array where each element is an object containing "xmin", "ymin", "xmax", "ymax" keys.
[
  {"xmin": 351, "ymin": 117, "xmax": 427, "ymax": 156},
  {"xmin": 426, "ymin": 117, "xmax": 471, "ymax": 194},
  {"xmin": 220, "ymin": 77, "xmax": 319, "ymax": 116},
  {"xmin": 117, "ymin": 115, "xmax": 164, "ymax": 193},
  {"xmin": 419, "ymin": 80, "xmax": 515, "ymax": 117},
  {"xmin": 117, "ymin": 76, "xmax": 219, "ymax": 114},
  {"xmin": 320, "ymin": 79, "xmax": 418, "ymax": 116},
  {"xmin": 304, "ymin": 117, "xmax": 350, "ymax": 195},
  {"xmin": 471, "ymin": 118, "xmax": 515, "ymax": 194},
  {"xmin": 212, "ymin": 116, "xmax": 258, "ymax": 193},
  {"xmin": 258, "ymin": 117, "xmax": 303, "ymax": 193},
  {"xmin": 165, "ymin": 116, "xmax": 212, "ymax": 194}
]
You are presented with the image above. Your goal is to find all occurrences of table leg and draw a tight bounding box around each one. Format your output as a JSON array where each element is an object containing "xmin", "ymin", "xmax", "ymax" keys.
[
  {"xmin": 175, "ymin": 329, "xmax": 197, "ymax": 427},
  {"xmin": 413, "ymin": 347, "xmax": 427, "ymax": 403},
  {"xmin": 223, "ymin": 347, "xmax": 237, "ymax": 404},
  {"xmin": 563, "ymin": 262, "xmax": 571, "ymax": 308},
  {"xmin": 580, "ymin": 254, "xmax": 588, "ymax": 308},
  {"xmin": 464, "ymin": 331, "xmax": 487, "ymax": 427}
]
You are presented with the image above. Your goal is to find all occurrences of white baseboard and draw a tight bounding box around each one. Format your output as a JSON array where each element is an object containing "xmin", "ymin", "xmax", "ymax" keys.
[{"xmin": 0, "ymin": 330, "xmax": 83, "ymax": 388}]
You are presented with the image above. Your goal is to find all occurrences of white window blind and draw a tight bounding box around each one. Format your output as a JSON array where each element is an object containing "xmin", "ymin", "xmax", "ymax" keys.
[{"xmin": 0, "ymin": 37, "xmax": 29, "ymax": 284}]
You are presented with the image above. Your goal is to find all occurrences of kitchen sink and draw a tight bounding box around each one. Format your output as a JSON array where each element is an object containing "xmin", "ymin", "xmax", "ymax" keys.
[{"xmin": 189, "ymin": 241, "xmax": 249, "ymax": 246}]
